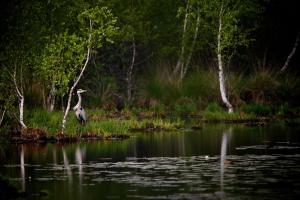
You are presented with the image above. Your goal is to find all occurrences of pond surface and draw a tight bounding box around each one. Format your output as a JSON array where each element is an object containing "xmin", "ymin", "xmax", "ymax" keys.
[{"xmin": 1, "ymin": 124, "xmax": 300, "ymax": 199}]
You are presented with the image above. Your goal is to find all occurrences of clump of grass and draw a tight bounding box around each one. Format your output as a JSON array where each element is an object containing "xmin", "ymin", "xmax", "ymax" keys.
[
  {"xmin": 241, "ymin": 68, "xmax": 280, "ymax": 104},
  {"xmin": 240, "ymin": 103, "xmax": 273, "ymax": 117},
  {"xmin": 132, "ymin": 118, "xmax": 183, "ymax": 130},
  {"xmin": 203, "ymin": 102, "xmax": 256, "ymax": 121},
  {"xmin": 173, "ymin": 97, "xmax": 198, "ymax": 116},
  {"xmin": 26, "ymin": 109, "xmax": 62, "ymax": 134}
]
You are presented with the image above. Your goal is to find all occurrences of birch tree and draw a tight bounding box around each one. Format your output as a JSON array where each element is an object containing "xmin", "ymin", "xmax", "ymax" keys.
[
  {"xmin": 11, "ymin": 65, "xmax": 27, "ymax": 128},
  {"xmin": 61, "ymin": 6, "xmax": 117, "ymax": 133},
  {"xmin": 173, "ymin": 0, "xmax": 201, "ymax": 81},
  {"xmin": 173, "ymin": 0, "xmax": 190, "ymax": 79},
  {"xmin": 217, "ymin": 2, "xmax": 233, "ymax": 113},
  {"xmin": 38, "ymin": 32, "xmax": 85, "ymax": 112},
  {"xmin": 0, "ymin": 41, "xmax": 34, "ymax": 129},
  {"xmin": 208, "ymin": 0, "xmax": 262, "ymax": 112}
]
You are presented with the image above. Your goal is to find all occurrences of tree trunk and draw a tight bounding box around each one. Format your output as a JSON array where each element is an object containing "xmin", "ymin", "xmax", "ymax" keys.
[
  {"xmin": 281, "ymin": 32, "xmax": 299, "ymax": 72},
  {"xmin": 217, "ymin": 4, "xmax": 233, "ymax": 113},
  {"xmin": 182, "ymin": 13, "xmax": 200, "ymax": 79},
  {"xmin": 127, "ymin": 37, "xmax": 136, "ymax": 106},
  {"xmin": 47, "ymin": 81, "xmax": 56, "ymax": 112},
  {"xmin": 173, "ymin": 0, "xmax": 190, "ymax": 78},
  {"xmin": 0, "ymin": 109, "xmax": 6, "ymax": 126},
  {"xmin": 12, "ymin": 65, "xmax": 27, "ymax": 128},
  {"xmin": 61, "ymin": 95, "xmax": 65, "ymax": 112},
  {"xmin": 42, "ymin": 85, "xmax": 47, "ymax": 110},
  {"xmin": 61, "ymin": 20, "xmax": 92, "ymax": 133},
  {"xmin": 19, "ymin": 96, "xmax": 26, "ymax": 128}
]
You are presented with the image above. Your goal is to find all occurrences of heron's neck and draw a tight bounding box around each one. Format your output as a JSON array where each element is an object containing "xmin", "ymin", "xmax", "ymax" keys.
[{"xmin": 75, "ymin": 93, "xmax": 82, "ymax": 109}]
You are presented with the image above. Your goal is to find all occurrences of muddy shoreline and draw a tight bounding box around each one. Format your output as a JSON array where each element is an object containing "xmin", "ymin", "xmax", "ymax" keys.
[{"xmin": 3, "ymin": 116, "xmax": 300, "ymax": 144}]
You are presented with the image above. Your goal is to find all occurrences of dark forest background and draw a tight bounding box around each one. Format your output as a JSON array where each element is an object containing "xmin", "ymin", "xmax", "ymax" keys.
[{"xmin": 0, "ymin": 0, "xmax": 300, "ymax": 120}]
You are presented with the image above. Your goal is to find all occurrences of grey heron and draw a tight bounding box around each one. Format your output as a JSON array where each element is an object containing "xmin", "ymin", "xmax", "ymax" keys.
[{"xmin": 73, "ymin": 89, "xmax": 87, "ymax": 124}]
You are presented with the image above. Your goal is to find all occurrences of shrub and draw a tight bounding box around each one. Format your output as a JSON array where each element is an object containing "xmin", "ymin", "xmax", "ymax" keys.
[
  {"xmin": 204, "ymin": 102, "xmax": 224, "ymax": 113},
  {"xmin": 241, "ymin": 103, "xmax": 273, "ymax": 116},
  {"xmin": 242, "ymin": 69, "xmax": 279, "ymax": 104},
  {"xmin": 173, "ymin": 97, "xmax": 197, "ymax": 115}
]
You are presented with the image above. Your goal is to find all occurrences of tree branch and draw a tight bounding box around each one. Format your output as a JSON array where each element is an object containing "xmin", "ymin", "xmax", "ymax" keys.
[
  {"xmin": 0, "ymin": 109, "xmax": 6, "ymax": 126},
  {"xmin": 281, "ymin": 32, "xmax": 299, "ymax": 72}
]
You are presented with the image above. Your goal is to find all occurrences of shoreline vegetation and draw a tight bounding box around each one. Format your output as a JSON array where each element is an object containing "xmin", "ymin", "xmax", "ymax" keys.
[{"xmin": 1, "ymin": 103, "xmax": 300, "ymax": 144}]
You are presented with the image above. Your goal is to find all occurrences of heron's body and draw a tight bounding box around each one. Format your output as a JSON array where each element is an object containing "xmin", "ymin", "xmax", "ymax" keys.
[
  {"xmin": 73, "ymin": 89, "xmax": 87, "ymax": 124},
  {"xmin": 75, "ymin": 107, "xmax": 86, "ymax": 124}
]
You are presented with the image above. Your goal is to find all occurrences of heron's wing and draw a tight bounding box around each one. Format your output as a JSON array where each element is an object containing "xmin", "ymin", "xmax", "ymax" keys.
[{"xmin": 79, "ymin": 108, "xmax": 87, "ymax": 122}]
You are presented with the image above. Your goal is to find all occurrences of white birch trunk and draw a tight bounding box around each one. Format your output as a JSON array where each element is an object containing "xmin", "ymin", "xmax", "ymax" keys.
[
  {"xmin": 217, "ymin": 4, "xmax": 233, "ymax": 113},
  {"xmin": 281, "ymin": 32, "xmax": 299, "ymax": 72},
  {"xmin": 12, "ymin": 66, "xmax": 27, "ymax": 128},
  {"xmin": 61, "ymin": 20, "xmax": 92, "ymax": 133},
  {"xmin": 19, "ymin": 96, "xmax": 27, "ymax": 128},
  {"xmin": 173, "ymin": 0, "xmax": 190, "ymax": 78},
  {"xmin": 127, "ymin": 37, "xmax": 136, "ymax": 106}
]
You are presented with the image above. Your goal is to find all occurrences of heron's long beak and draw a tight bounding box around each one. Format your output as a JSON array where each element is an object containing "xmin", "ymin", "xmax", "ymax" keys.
[{"xmin": 82, "ymin": 90, "xmax": 87, "ymax": 93}]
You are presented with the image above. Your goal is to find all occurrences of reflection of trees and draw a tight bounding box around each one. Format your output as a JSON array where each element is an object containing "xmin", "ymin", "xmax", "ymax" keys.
[
  {"xmin": 62, "ymin": 147, "xmax": 72, "ymax": 181},
  {"xmin": 20, "ymin": 145, "xmax": 25, "ymax": 191},
  {"xmin": 220, "ymin": 128, "xmax": 232, "ymax": 193},
  {"xmin": 75, "ymin": 146, "xmax": 86, "ymax": 196}
]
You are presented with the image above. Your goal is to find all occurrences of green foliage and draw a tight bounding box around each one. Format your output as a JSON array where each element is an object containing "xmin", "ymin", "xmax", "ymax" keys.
[
  {"xmin": 174, "ymin": 97, "xmax": 197, "ymax": 115},
  {"xmin": 182, "ymin": 69, "xmax": 219, "ymax": 106},
  {"xmin": 78, "ymin": 6, "xmax": 118, "ymax": 47},
  {"xmin": 144, "ymin": 81, "xmax": 181, "ymax": 105},
  {"xmin": 204, "ymin": 102, "xmax": 224, "ymax": 113},
  {"xmin": 203, "ymin": 102, "xmax": 256, "ymax": 121},
  {"xmin": 143, "ymin": 67, "xmax": 219, "ymax": 112},
  {"xmin": 241, "ymin": 103, "xmax": 273, "ymax": 117},
  {"xmin": 0, "ymin": 0, "xmax": 299, "ymax": 127},
  {"xmin": 38, "ymin": 32, "xmax": 85, "ymax": 96}
]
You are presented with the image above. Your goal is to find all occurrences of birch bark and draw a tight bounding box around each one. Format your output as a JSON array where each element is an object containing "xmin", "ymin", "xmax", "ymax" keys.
[
  {"xmin": 12, "ymin": 66, "xmax": 27, "ymax": 128},
  {"xmin": 217, "ymin": 4, "xmax": 233, "ymax": 113}
]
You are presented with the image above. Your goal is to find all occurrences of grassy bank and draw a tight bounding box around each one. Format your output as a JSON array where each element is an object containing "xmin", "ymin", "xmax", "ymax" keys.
[
  {"xmin": 25, "ymin": 109, "xmax": 184, "ymax": 136},
  {"xmin": 24, "ymin": 102, "xmax": 300, "ymax": 138}
]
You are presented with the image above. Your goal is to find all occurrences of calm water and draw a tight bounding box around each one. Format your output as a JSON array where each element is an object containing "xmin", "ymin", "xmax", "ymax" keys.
[{"xmin": 1, "ymin": 124, "xmax": 300, "ymax": 199}]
